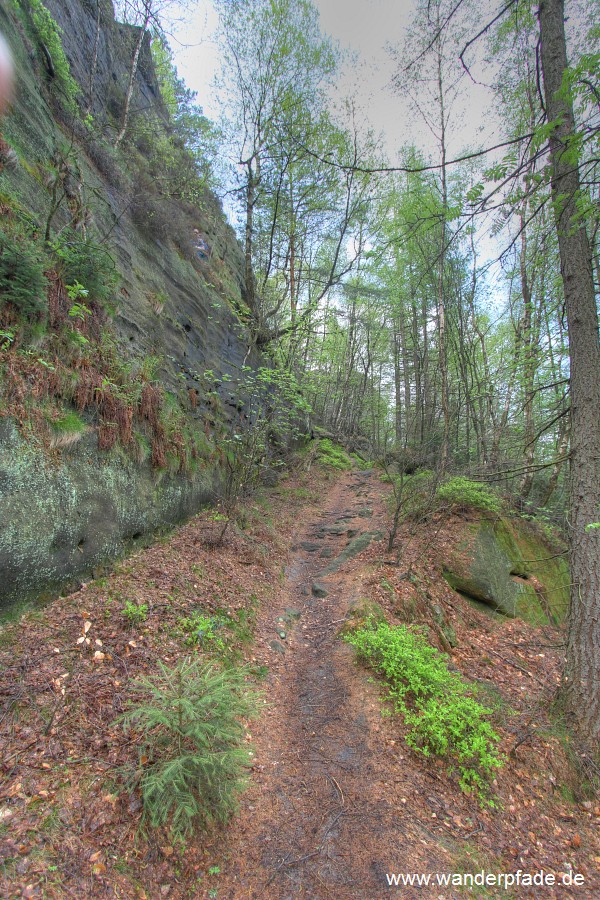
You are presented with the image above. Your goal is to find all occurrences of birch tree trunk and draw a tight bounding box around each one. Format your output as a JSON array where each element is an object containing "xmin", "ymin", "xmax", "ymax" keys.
[{"xmin": 114, "ymin": 2, "xmax": 151, "ymax": 149}]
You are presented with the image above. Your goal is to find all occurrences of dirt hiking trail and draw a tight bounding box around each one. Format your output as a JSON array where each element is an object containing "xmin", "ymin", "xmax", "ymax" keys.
[
  {"xmin": 3, "ymin": 466, "xmax": 599, "ymax": 899},
  {"xmin": 207, "ymin": 469, "xmax": 449, "ymax": 899}
]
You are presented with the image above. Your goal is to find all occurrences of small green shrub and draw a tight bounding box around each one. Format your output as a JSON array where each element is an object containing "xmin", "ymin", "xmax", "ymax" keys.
[
  {"xmin": 117, "ymin": 657, "xmax": 257, "ymax": 840},
  {"xmin": 50, "ymin": 230, "xmax": 119, "ymax": 308},
  {"xmin": 345, "ymin": 620, "xmax": 503, "ymax": 800},
  {"xmin": 394, "ymin": 469, "xmax": 437, "ymax": 520},
  {"xmin": 178, "ymin": 611, "xmax": 227, "ymax": 650},
  {"xmin": 19, "ymin": 0, "xmax": 80, "ymax": 110},
  {"xmin": 0, "ymin": 231, "xmax": 48, "ymax": 315},
  {"xmin": 122, "ymin": 601, "xmax": 148, "ymax": 624},
  {"xmin": 317, "ymin": 438, "xmax": 353, "ymax": 470},
  {"xmin": 436, "ymin": 476, "xmax": 502, "ymax": 515}
]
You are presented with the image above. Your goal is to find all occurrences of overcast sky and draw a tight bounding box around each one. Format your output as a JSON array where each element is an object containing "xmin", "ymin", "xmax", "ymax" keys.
[{"xmin": 163, "ymin": 0, "xmax": 498, "ymax": 164}]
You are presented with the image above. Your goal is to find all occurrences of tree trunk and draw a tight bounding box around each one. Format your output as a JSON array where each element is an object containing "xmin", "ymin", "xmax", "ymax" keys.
[
  {"xmin": 436, "ymin": 36, "xmax": 450, "ymax": 472},
  {"xmin": 519, "ymin": 221, "xmax": 537, "ymax": 498},
  {"xmin": 86, "ymin": 0, "xmax": 101, "ymax": 116},
  {"xmin": 393, "ymin": 328, "xmax": 403, "ymax": 446},
  {"xmin": 244, "ymin": 160, "xmax": 258, "ymax": 313},
  {"xmin": 540, "ymin": 419, "xmax": 569, "ymax": 507},
  {"xmin": 539, "ymin": 0, "xmax": 600, "ymax": 742},
  {"xmin": 114, "ymin": 8, "xmax": 150, "ymax": 149}
]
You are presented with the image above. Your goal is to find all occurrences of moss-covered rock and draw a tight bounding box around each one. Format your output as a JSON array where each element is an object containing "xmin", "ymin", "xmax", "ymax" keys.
[
  {"xmin": 0, "ymin": 420, "xmax": 221, "ymax": 615},
  {"xmin": 442, "ymin": 516, "xmax": 569, "ymax": 625}
]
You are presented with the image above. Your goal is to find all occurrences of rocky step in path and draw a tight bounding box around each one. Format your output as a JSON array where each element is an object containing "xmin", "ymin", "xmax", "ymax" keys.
[{"xmin": 205, "ymin": 469, "xmax": 453, "ymax": 899}]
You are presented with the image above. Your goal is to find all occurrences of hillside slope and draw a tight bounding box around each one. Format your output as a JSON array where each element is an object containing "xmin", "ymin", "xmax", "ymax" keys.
[{"xmin": 0, "ymin": 0, "xmax": 265, "ymax": 611}]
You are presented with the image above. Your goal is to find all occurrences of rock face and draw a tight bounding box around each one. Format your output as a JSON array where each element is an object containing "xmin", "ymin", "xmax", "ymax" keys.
[
  {"xmin": 45, "ymin": 0, "xmax": 162, "ymax": 123},
  {"xmin": 442, "ymin": 517, "xmax": 569, "ymax": 625},
  {"xmin": 0, "ymin": 1, "xmax": 264, "ymax": 612},
  {"xmin": 0, "ymin": 419, "xmax": 221, "ymax": 606}
]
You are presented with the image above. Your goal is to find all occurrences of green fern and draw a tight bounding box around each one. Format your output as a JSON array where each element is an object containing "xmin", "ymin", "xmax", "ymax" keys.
[{"xmin": 117, "ymin": 657, "xmax": 258, "ymax": 841}]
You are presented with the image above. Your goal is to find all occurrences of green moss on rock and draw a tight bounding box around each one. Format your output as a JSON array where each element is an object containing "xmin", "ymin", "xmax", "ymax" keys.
[{"xmin": 443, "ymin": 516, "xmax": 569, "ymax": 625}]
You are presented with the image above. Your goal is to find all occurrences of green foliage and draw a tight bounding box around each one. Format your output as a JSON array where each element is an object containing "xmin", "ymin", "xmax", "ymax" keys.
[
  {"xmin": 50, "ymin": 411, "xmax": 86, "ymax": 434},
  {"xmin": 178, "ymin": 612, "xmax": 227, "ymax": 651},
  {"xmin": 0, "ymin": 229, "xmax": 48, "ymax": 316},
  {"xmin": 178, "ymin": 602, "xmax": 257, "ymax": 655},
  {"xmin": 50, "ymin": 231, "xmax": 119, "ymax": 309},
  {"xmin": 345, "ymin": 620, "xmax": 503, "ymax": 800},
  {"xmin": 150, "ymin": 37, "xmax": 220, "ymax": 195},
  {"xmin": 215, "ymin": 365, "xmax": 311, "ymax": 516},
  {"xmin": 68, "ymin": 302, "xmax": 90, "ymax": 321},
  {"xmin": 316, "ymin": 438, "xmax": 353, "ymax": 470},
  {"xmin": 18, "ymin": 0, "xmax": 80, "ymax": 110},
  {"xmin": 388, "ymin": 470, "xmax": 436, "ymax": 523},
  {"xmin": 122, "ymin": 601, "xmax": 148, "ymax": 624},
  {"xmin": 436, "ymin": 477, "xmax": 502, "ymax": 515},
  {"xmin": 117, "ymin": 657, "xmax": 257, "ymax": 841},
  {"xmin": 0, "ymin": 330, "xmax": 15, "ymax": 350}
]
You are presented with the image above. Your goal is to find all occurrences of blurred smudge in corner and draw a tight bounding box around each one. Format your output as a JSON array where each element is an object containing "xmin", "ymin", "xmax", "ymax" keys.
[
  {"xmin": 0, "ymin": 31, "xmax": 17, "ymax": 173},
  {"xmin": 0, "ymin": 31, "xmax": 13, "ymax": 116}
]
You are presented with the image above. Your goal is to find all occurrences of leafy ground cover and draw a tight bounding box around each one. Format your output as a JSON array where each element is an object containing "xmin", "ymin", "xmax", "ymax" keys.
[
  {"xmin": 0, "ymin": 465, "xmax": 599, "ymax": 898},
  {"xmin": 345, "ymin": 620, "xmax": 503, "ymax": 800},
  {"xmin": 0, "ymin": 464, "xmax": 324, "ymax": 898}
]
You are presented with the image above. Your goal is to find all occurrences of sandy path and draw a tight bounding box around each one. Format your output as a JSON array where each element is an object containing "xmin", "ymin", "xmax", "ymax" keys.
[{"xmin": 208, "ymin": 470, "xmax": 447, "ymax": 899}]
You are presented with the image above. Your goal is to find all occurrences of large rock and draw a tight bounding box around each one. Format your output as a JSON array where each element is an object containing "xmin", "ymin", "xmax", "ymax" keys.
[
  {"xmin": 442, "ymin": 517, "xmax": 569, "ymax": 625},
  {"xmin": 0, "ymin": 1, "xmax": 265, "ymax": 612},
  {"xmin": 0, "ymin": 420, "xmax": 220, "ymax": 613}
]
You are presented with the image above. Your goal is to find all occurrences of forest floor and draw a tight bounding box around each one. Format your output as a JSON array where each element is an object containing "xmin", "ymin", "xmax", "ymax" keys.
[{"xmin": 1, "ymin": 461, "xmax": 599, "ymax": 899}]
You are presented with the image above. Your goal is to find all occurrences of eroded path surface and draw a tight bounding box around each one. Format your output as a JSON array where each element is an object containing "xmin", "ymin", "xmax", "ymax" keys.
[{"xmin": 209, "ymin": 470, "xmax": 447, "ymax": 899}]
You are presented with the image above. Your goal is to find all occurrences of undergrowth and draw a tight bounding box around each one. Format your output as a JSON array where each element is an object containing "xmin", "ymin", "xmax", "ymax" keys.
[
  {"xmin": 345, "ymin": 619, "xmax": 503, "ymax": 801},
  {"xmin": 178, "ymin": 611, "xmax": 228, "ymax": 651},
  {"xmin": 122, "ymin": 600, "xmax": 148, "ymax": 624},
  {"xmin": 436, "ymin": 476, "xmax": 502, "ymax": 515},
  {"xmin": 316, "ymin": 438, "xmax": 353, "ymax": 470},
  {"xmin": 387, "ymin": 471, "xmax": 503, "ymax": 524},
  {"xmin": 178, "ymin": 602, "xmax": 258, "ymax": 659},
  {"xmin": 15, "ymin": 0, "xmax": 80, "ymax": 111},
  {"xmin": 117, "ymin": 657, "xmax": 258, "ymax": 842}
]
